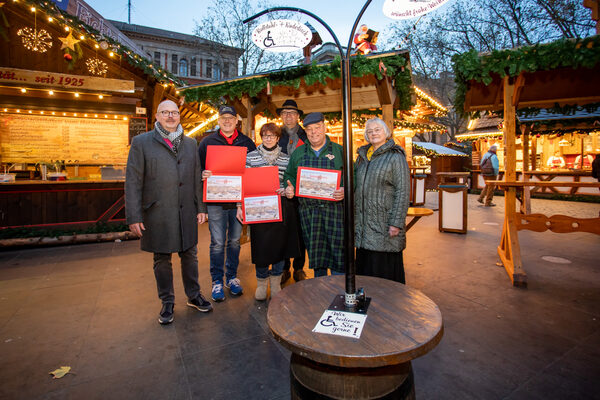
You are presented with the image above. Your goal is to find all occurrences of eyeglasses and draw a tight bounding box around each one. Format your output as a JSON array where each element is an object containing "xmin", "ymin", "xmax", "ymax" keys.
[
  {"xmin": 262, "ymin": 134, "xmax": 278, "ymax": 139},
  {"xmin": 366, "ymin": 127, "xmax": 384, "ymax": 135},
  {"xmin": 159, "ymin": 110, "xmax": 180, "ymax": 117},
  {"xmin": 281, "ymin": 111, "xmax": 298, "ymax": 117}
]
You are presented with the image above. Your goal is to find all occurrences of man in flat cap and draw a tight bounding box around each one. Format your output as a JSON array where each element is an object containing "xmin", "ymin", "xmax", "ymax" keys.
[
  {"xmin": 126, "ymin": 99, "xmax": 211, "ymax": 325},
  {"xmin": 198, "ymin": 105, "xmax": 256, "ymax": 301},
  {"xmin": 276, "ymin": 99, "xmax": 308, "ymax": 284},
  {"xmin": 283, "ymin": 112, "xmax": 345, "ymax": 278}
]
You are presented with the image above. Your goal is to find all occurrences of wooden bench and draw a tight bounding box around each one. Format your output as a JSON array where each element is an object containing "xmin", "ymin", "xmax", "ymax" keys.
[{"xmin": 484, "ymin": 180, "xmax": 600, "ymax": 285}]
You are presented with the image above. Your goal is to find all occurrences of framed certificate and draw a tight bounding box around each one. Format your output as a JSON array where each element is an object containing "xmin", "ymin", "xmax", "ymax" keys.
[
  {"xmin": 204, "ymin": 175, "xmax": 242, "ymax": 202},
  {"xmin": 296, "ymin": 167, "xmax": 341, "ymax": 201},
  {"xmin": 242, "ymin": 195, "xmax": 282, "ymax": 224}
]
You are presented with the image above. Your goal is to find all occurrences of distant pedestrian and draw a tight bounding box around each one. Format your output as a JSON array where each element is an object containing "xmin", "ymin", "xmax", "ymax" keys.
[
  {"xmin": 276, "ymin": 99, "xmax": 308, "ymax": 284},
  {"xmin": 242, "ymin": 123, "xmax": 301, "ymax": 300},
  {"xmin": 198, "ymin": 105, "xmax": 256, "ymax": 302},
  {"xmin": 354, "ymin": 118, "xmax": 410, "ymax": 283},
  {"xmin": 478, "ymin": 145, "xmax": 499, "ymax": 207},
  {"xmin": 125, "ymin": 99, "xmax": 212, "ymax": 325},
  {"xmin": 592, "ymin": 154, "xmax": 600, "ymax": 182}
]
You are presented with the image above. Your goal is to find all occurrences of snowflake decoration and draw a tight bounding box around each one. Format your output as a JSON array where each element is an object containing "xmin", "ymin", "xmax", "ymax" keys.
[
  {"xmin": 17, "ymin": 26, "xmax": 53, "ymax": 53},
  {"xmin": 85, "ymin": 58, "xmax": 108, "ymax": 76}
]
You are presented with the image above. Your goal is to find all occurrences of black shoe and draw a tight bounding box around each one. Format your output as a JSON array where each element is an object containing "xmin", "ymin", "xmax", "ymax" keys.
[
  {"xmin": 293, "ymin": 270, "xmax": 307, "ymax": 282},
  {"xmin": 485, "ymin": 203, "xmax": 496, "ymax": 207},
  {"xmin": 187, "ymin": 294, "xmax": 213, "ymax": 312},
  {"xmin": 477, "ymin": 198, "xmax": 484, "ymax": 204},
  {"xmin": 158, "ymin": 303, "xmax": 174, "ymax": 325},
  {"xmin": 281, "ymin": 269, "xmax": 291, "ymax": 285}
]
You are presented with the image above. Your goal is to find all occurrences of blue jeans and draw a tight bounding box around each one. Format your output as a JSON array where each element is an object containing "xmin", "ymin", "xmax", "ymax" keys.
[
  {"xmin": 207, "ymin": 205, "xmax": 242, "ymax": 283},
  {"xmin": 314, "ymin": 269, "xmax": 344, "ymax": 277},
  {"xmin": 255, "ymin": 260, "xmax": 285, "ymax": 279}
]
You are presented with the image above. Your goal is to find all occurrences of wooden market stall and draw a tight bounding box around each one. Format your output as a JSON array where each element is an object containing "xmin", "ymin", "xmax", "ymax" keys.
[
  {"xmin": 0, "ymin": 0, "xmax": 183, "ymax": 231},
  {"xmin": 458, "ymin": 110, "xmax": 600, "ymax": 195},
  {"xmin": 453, "ymin": 34, "xmax": 600, "ymax": 286},
  {"xmin": 411, "ymin": 141, "xmax": 470, "ymax": 190},
  {"xmin": 182, "ymin": 51, "xmax": 447, "ymax": 165}
]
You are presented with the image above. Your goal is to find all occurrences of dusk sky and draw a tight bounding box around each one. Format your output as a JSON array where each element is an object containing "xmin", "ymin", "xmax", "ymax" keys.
[{"xmin": 85, "ymin": 0, "xmax": 452, "ymax": 49}]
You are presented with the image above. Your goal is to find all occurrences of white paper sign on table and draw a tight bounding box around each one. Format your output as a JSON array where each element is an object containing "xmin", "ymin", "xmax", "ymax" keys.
[{"xmin": 312, "ymin": 310, "xmax": 367, "ymax": 339}]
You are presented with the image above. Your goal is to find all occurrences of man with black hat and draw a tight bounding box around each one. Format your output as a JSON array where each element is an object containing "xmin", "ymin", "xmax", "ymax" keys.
[
  {"xmin": 198, "ymin": 105, "xmax": 256, "ymax": 302},
  {"xmin": 283, "ymin": 112, "xmax": 345, "ymax": 278},
  {"xmin": 276, "ymin": 99, "xmax": 308, "ymax": 284}
]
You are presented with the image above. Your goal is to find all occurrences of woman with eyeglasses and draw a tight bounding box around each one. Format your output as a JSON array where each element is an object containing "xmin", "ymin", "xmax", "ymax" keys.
[
  {"xmin": 238, "ymin": 123, "xmax": 301, "ymax": 300},
  {"xmin": 354, "ymin": 118, "xmax": 410, "ymax": 283}
]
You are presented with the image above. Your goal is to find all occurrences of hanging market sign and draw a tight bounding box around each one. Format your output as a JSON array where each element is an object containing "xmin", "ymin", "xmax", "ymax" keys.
[
  {"xmin": 0, "ymin": 68, "xmax": 134, "ymax": 93},
  {"xmin": 383, "ymin": 0, "xmax": 452, "ymax": 19},
  {"xmin": 251, "ymin": 19, "xmax": 312, "ymax": 53}
]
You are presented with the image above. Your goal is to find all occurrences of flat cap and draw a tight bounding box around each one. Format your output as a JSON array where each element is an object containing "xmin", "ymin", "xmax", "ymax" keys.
[
  {"xmin": 302, "ymin": 112, "xmax": 324, "ymax": 127},
  {"xmin": 219, "ymin": 105, "xmax": 237, "ymax": 117}
]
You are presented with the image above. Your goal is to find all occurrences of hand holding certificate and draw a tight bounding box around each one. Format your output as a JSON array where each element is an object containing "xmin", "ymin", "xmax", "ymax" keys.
[
  {"xmin": 203, "ymin": 145, "xmax": 247, "ymax": 202},
  {"xmin": 295, "ymin": 167, "xmax": 342, "ymax": 201},
  {"xmin": 242, "ymin": 166, "xmax": 282, "ymax": 224}
]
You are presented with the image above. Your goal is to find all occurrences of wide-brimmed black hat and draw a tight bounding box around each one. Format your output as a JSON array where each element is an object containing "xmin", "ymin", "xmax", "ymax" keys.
[{"xmin": 276, "ymin": 99, "xmax": 304, "ymax": 116}]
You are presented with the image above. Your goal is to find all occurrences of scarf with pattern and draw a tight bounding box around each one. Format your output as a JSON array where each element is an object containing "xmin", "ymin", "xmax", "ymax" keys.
[
  {"xmin": 155, "ymin": 121, "xmax": 183, "ymax": 153},
  {"xmin": 256, "ymin": 143, "xmax": 282, "ymax": 166}
]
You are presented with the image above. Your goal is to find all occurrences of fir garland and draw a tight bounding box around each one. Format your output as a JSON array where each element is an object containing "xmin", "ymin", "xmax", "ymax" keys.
[
  {"xmin": 452, "ymin": 35, "xmax": 600, "ymax": 118},
  {"xmin": 184, "ymin": 53, "xmax": 414, "ymax": 111},
  {"xmin": 321, "ymin": 109, "xmax": 445, "ymax": 132}
]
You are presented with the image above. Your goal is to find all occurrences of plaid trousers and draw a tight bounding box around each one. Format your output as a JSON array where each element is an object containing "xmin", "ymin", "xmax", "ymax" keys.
[{"xmin": 298, "ymin": 202, "xmax": 344, "ymax": 273}]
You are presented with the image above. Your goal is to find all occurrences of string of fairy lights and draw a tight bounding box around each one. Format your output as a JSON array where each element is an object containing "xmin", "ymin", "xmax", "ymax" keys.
[{"xmin": 1, "ymin": 107, "xmax": 129, "ymax": 121}]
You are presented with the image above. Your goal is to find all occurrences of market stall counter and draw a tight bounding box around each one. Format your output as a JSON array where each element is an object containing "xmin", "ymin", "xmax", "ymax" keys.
[{"xmin": 0, "ymin": 180, "xmax": 125, "ymax": 230}]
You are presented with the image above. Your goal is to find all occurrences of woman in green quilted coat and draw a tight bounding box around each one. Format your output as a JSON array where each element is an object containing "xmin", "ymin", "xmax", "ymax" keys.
[{"xmin": 354, "ymin": 118, "xmax": 410, "ymax": 283}]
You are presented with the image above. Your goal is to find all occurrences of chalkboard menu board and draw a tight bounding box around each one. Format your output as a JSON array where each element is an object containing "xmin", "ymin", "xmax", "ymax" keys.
[
  {"xmin": 128, "ymin": 117, "xmax": 148, "ymax": 143},
  {"xmin": 0, "ymin": 114, "xmax": 130, "ymax": 164}
]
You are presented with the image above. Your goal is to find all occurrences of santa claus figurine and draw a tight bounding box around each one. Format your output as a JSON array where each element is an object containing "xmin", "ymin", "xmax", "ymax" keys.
[{"xmin": 354, "ymin": 24, "xmax": 378, "ymax": 55}]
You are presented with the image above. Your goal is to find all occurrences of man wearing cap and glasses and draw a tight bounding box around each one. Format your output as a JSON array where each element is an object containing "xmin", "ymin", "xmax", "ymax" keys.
[
  {"xmin": 276, "ymin": 99, "xmax": 308, "ymax": 284},
  {"xmin": 283, "ymin": 112, "xmax": 345, "ymax": 278},
  {"xmin": 198, "ymin": 105, "xmax": 256, "ymax": 301},
  {"xmin": 125, "ymin": 99, "xmax": 212, "ymax": 325}
]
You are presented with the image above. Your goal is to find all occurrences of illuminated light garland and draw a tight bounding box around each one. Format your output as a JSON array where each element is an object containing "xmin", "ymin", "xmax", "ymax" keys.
[
  {"xmin": 17, "ymin": 26, "xmax": 53, "ymax": 52},
  {"xmin": 85, "ymin": 57, "xmax": 108, "ymax": 76}
]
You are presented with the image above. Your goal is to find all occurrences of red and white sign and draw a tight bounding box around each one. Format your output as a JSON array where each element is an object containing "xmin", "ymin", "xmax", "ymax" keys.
[{"xmin": 383, "ymin": 0, "xmax": 452, "ymax": 20}]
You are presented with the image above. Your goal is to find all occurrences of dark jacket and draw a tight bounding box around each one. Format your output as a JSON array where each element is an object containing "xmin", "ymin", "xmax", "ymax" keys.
[
  {"xmin": 592, "ymin": 155, "xmax": 600, "ymax": 181},
  {"xmin": 197, "ymin": 130, "xmax": 256, "ymax": 209},
  {"xmin": 125, "ymin": 129, "xmax": 206, "ymax": 253},
  {"xmin": 354, "ymin": 139, "xmax": 410, "ymax": 252},
  {"xmin": 279, "ymin": 125, "xmax": 307, "ymax": 155}
]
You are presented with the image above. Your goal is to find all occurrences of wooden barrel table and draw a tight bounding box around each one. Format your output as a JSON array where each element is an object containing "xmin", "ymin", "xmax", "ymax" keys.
[{"xmin": 268, "ymin": 275, "xmax": 443, "ymax": 399}]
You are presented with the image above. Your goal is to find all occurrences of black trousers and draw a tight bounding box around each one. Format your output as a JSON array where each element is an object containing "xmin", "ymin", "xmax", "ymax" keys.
[{"xmin": 153, "ymin": 246, "xmax": 201, "ymax": 304}]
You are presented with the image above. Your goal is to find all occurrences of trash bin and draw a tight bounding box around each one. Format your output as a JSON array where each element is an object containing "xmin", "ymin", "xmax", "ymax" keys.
[{"xmin": 437, "ymin": 172, "xmax": 469, "ymax": 234}]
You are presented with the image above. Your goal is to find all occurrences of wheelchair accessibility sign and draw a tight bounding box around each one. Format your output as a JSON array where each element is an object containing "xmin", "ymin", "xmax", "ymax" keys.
[
  {"xmin": 313, "ymin": 310, "xmax": 367, "ymax": 339},
  {"xmin": 251, "ymin": 19, "xmax": 312, "ymax": 53}
]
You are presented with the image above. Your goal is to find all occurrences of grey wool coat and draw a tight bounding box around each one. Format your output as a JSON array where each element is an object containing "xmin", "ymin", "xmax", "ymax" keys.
[
  {"xmin": 354, "ymin": 139, "xmax": 410, "ymax": 252},
  {"xmin": 125, "ymin": 129, "xmax": 206, "ymax": 254}
]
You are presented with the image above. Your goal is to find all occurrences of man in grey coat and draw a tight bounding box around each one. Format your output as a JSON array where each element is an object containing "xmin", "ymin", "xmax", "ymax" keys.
[{"xmin": 126, "ymin": 99, "xmax": 212, "ymax": 325}]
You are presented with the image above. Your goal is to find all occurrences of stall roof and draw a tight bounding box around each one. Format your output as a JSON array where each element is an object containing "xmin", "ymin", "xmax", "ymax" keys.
[
  {"xmin": 412, "ymin": 142, "xmax": 468, "ymax": 156},
  {"xmin": 518, "ymin": 108, "xmax": 600, "ymax": 122}
]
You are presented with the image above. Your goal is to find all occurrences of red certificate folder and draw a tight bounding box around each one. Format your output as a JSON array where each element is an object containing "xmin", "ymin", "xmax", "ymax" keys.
[
  {"xmin": 242, "ymin": 166, "xmax": 282, "ymax": 224},
  {"xmin": 295, "ymin": 166, "xmax": 341, "ymax": 201},
  {"xmin": 203, "ymin": 145, "xmax": 247, "ymax": 202}
]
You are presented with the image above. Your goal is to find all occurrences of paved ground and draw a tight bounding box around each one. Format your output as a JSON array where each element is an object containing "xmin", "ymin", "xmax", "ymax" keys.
[{"xmin": 0, "ymin": 194, "xmax": 599, "ymax": 400}]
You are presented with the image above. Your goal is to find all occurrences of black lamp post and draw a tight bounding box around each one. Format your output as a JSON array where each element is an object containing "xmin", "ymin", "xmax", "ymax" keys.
[{"xmin": 244, "ymin": 0, "xmax": 373, "ymax": 311}]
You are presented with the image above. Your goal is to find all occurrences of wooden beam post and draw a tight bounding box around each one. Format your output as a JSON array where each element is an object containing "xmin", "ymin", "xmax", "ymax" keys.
[
  {"xmin": 241, "ymin": 96, "xmax": 253, "ymax": 139},
  {"xmin": 382, "ymin": 104, "xmax": 394, "ymax": 138},
  {"xmin": 499, "ymin": 76, "xmax": 527, "ymax": 286},
  {"xmin": 521, "ymin": 125, "xmax": 531, "ymax": 214}
]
